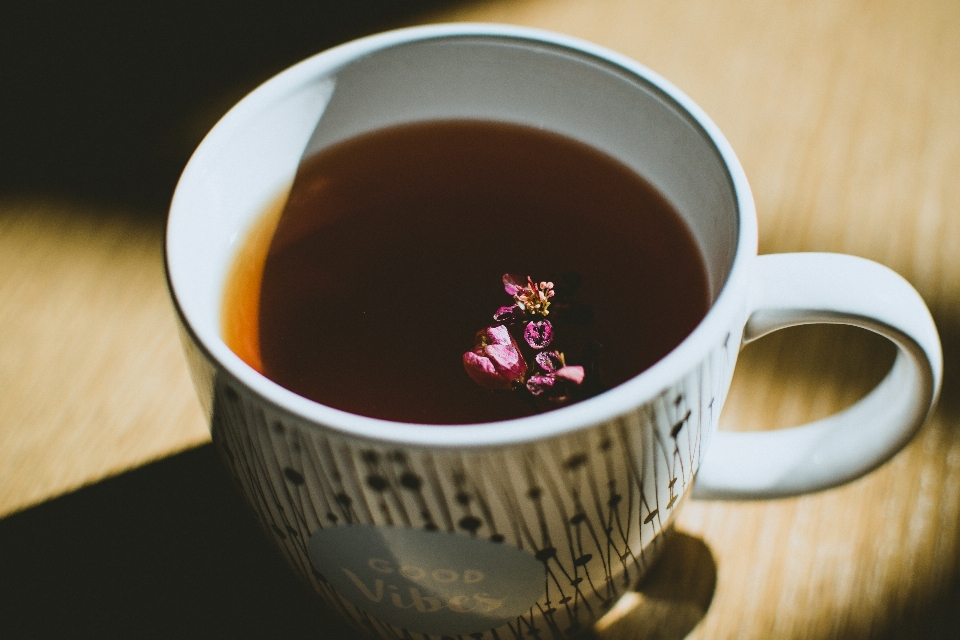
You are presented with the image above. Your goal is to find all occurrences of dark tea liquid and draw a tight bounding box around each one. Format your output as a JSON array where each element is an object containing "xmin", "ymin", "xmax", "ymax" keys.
[{"xmin": 223, "ymin": 120, "xmax": 710, "ymax": 424}]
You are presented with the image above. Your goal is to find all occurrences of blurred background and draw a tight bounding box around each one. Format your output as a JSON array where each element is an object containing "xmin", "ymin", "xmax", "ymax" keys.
[{"xmin": 0, "ymin": 0, "xmax": 958, "ymax": 638}]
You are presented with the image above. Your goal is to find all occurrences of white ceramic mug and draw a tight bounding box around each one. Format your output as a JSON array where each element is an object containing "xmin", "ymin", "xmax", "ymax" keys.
[{"xmin": 165, "ymin": 23, "xmax": 942, "ymax": 640}]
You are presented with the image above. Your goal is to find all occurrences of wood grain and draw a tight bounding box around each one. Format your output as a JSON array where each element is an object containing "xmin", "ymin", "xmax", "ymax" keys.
[
  {"xmin": 1, "ymin": 0, "xmax": 958, "ymax": 637},
  {"xmin": 0, "ymin": 201, "xmax": 208, "ymax": 516}
]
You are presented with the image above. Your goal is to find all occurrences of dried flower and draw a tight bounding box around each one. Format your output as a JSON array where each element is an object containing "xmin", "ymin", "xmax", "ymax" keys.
[
  {"xmin": 463, "ymin": 325, "xmax": 527, "ymax": 390},
  {"xmin": 465, "ymin": 274, "xmax": 592, "ymax": 408}
]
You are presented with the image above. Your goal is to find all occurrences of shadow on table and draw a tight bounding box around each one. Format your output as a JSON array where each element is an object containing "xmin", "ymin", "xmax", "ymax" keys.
[
  {"xmin": 0, "ymin": 444, "xmax": 717, "ymax": 639},
  {"xmin": 591, "ymin": 532, "xmax": 716, "ymax": 640},
  {"xmin": 0, "ymin": 0, "xmax": 469, "ymax": 215},
  {"xmin": 0, "ymin": 444, "xmax": 355, "ymax": 638}
]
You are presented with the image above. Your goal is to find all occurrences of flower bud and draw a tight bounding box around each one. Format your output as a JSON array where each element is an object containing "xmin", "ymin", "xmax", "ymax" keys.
[
  {"xmin": 535, "ymin": 350, "xmax": 563, "ymax": 372},
  {"xmin": 523, "ymin": 320, "xmax": 554, "ymax": 349},
  {"xmin": 463, "ymin": 325, "xmax": 527, "ymax": 390},
  {"xmin": 526, "ymin": 374, "xmax": 556, "ymax": 396}
]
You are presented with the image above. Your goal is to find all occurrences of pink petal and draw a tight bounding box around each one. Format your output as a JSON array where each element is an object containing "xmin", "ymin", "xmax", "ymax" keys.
[
  {"xmin": 494, "ymin": 304, "xmax": 525, "ymax": 324},
  {"xmin": 503, "ymin": 273, "xmax": 525, "ymax": 296},
  {"xmin": 482, "ymin": 324, "xmax": 513, "ymax": 346},
  {"xmin": 463, "ymin": 352, "xmax": 513, "ymax": 390},
  {"xmin": 485, "ymin": 343, "xmax": 527, "ymax": 381},
  {"xmin": 555, "ymin": 365, "xmax": 585, "ymax": 385}
]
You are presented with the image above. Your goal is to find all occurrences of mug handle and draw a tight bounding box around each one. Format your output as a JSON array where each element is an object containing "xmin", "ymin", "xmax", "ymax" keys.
[{"xmin": 693, "ymin": 253, "xmax": 943, "ymax": 499}]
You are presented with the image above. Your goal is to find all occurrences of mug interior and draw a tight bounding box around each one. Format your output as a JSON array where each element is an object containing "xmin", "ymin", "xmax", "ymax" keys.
[
  {"xmin": 167, "ymin": 25, "xmax": 753, "ymax": 442},
  {"xmin": 302, "ymin": 35, "xmax": 740, "ymax": 296}
]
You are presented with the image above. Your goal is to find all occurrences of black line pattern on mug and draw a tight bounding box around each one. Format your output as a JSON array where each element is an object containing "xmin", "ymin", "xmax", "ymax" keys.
[
  {"xmin": 423, "ymin": 452, "xmax": 459, "ymax": 533},
  {"xmin": 204, "ymin": 336, "xmax": 731, "ymax": 640},
  {"xmin": 483, "ymin": 451, "xmax": 537, "ymax": 550}
]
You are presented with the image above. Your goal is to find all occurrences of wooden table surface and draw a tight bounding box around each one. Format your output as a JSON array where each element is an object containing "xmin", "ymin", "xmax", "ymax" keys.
[{"xmin": 1, "ymin": 0, "xmax": 958, "ymax": 638}]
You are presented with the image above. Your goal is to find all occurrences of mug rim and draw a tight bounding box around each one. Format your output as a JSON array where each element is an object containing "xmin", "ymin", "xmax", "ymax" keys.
[{"xmin": 166, "ymin": 22, "xmax": 758, "ymax": 448}]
